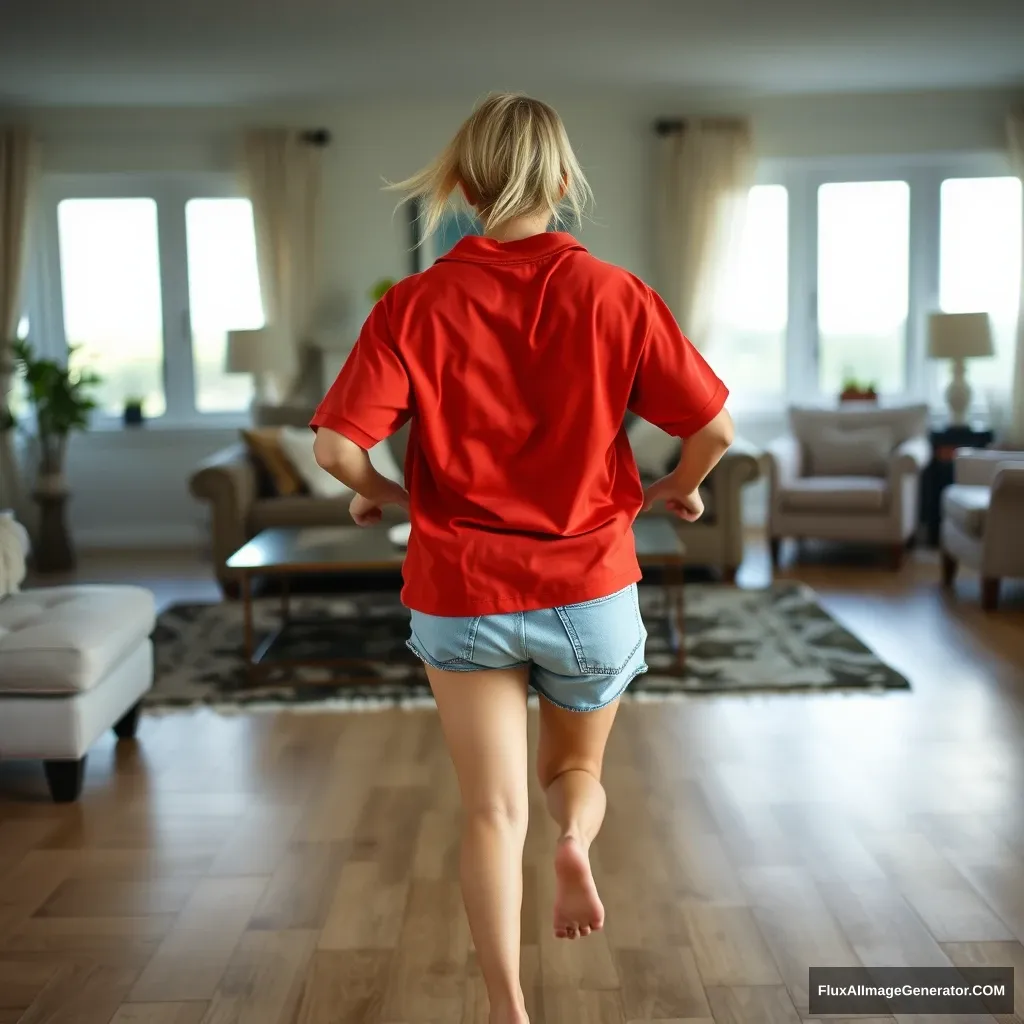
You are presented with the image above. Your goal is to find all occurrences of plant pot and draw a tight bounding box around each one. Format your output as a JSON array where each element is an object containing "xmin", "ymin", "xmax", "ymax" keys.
[
  {"xmin": 33, "ymin": 489, "xmax": 74, "ymax": 573},
  {"xmin": 124, "ymin": 404, "xmax": 144, "ymax": 426},
  {"xmin": 839, "ymin": 389, "xmax": 878, "ymax": 404}
]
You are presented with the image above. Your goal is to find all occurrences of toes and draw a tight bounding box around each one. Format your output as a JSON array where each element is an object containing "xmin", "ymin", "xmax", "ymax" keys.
[{"xmin": 579, "ymin": 924, "xmax": 591, "ymax": 937}]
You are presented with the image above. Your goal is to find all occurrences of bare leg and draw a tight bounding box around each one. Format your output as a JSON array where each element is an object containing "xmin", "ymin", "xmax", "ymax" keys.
[
  {"xmin": 427, "ymin": 665, "xmax": 530, "ymax": 1024},
  {"xmin": 536, "ymin": 697, "xmax": 620, "ymax": 939}
]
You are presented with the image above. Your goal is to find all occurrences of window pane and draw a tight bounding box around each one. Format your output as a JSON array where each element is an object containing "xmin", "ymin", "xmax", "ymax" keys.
[
  {"xmin": 817, "ymin": 181, "xmax": 909, "ymax": 394},
  {"xmin": 58, "ymin": 198, "xmax": 165, "ymax": 416},
  {"xmin": 185, "ymin": 198, "xmax": 264, "ymax": 413},
  {"xmin": 711, "ymin": 184, "xmax": 788, "ymax": 398},
  {"xmin": 939, "ymin": 176, "xmax": 1022, "ymax": 400}
]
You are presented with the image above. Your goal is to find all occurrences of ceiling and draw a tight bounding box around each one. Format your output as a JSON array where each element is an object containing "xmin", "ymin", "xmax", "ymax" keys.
[{"xmin": 2, "ymin": 0, "xmax": 1023, "ymax": 107}]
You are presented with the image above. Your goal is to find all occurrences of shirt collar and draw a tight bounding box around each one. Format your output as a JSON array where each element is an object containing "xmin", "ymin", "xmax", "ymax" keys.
[{"xmin": 437, "ymin": 231, "xmax": 586, "ymax": 266}]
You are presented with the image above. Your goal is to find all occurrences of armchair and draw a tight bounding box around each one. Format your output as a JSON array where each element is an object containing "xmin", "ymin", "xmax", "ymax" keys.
[
  {"xmin": 941, "ymin": 449, "xmax": 1024, "ymax": 610},
  {"xmin": 766, "ymin": 404, "xmax": 930, "ymax": 569}
]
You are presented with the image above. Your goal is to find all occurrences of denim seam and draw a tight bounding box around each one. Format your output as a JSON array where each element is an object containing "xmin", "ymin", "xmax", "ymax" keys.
[
  {"xmin": 464, "ymin": 616, "xmax": 481, "ymax": 662},
  {"xmin": 562, "ymin": 590, "xmax": 625, "ymax": 610},
  {"xmin": 554, "ymin": 605, "xmax": 587, "ymax": 673},
  {"xmin": 532, "ymin": 663, "xmax": 649, "ymax": 713},
  {"xmin": 406, "ymin": 638, "xmax": 481, "ymax": 673}
]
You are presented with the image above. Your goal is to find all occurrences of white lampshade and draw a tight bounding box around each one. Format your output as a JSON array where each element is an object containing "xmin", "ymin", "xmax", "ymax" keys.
[
  {"xmin": 225, "ymin": 327, "xmax": 279, "ymax": 374},
  {"xmin": 927, "ymin": 312, "xmax": 995, "ymax": 360}
]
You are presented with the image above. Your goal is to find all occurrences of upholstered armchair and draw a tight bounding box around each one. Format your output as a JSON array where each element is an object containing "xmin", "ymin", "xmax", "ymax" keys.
[
  {"xmin": 766, "ymin": 404, "xmax": 930, "ymax": 569},
  {"xmin": 941, "ymin": 449, "xmax": 1024, "ymax": 610}
]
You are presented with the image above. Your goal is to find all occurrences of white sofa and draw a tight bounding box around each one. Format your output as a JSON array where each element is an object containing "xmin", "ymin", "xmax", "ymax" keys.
[
  {"xmin": 0, "ymin": 585, "xmax": 155, "ymax": 801},
  {"xmin": 766, "ymin": 404, "xmax": 930, "ymax": 569},
  {"xmin": 941, "ymin": 449, "xmax": 1024, "ymax": 611}
]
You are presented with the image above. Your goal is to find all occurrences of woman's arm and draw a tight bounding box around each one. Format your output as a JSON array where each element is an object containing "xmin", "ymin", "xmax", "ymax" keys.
[
  {"xmin": 313, "ymin": 428, "xmax": 409, "ymax": 525},
  {"xmin": 642, "ymin": 408, "xmax": 735, "ymax": 521}
]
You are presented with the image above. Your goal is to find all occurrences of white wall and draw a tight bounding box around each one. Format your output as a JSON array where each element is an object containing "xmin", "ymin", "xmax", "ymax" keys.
[{"xmin": 13, "ymin": 85, "xmax": 1018, "ymax": 546}]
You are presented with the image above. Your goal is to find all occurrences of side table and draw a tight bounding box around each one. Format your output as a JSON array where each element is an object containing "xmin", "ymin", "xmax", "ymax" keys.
[{"xmin": 920, "ymin": 425, "xmax": 994, "ymax": 547}]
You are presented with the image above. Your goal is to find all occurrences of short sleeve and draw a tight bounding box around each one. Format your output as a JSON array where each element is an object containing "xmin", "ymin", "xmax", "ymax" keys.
[
  {"xmin": 310, "ymin": 298, "xmax": 412, "ymax": 448},
  {"xmin": 628, "ymin": 287, "xmax": 729, "ymax": 438}
]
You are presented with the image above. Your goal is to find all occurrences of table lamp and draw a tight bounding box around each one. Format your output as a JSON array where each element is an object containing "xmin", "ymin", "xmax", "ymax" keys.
[
  {"xmin": 927, "ymin": 312, "xmax": 994, "ymax": 426},
  {"xmin": 225, "ymin": 327, "xmax": 280, "ymax": 403}
]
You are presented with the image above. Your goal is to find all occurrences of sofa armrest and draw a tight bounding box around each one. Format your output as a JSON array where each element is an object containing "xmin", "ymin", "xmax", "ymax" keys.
[
  {"xmin": 891, "ymin": 436, "xmax": 930, "ymax": 476},
  {"xmin": 189, "ymin": 444, "xmax": 258, "ymax": 577},
  {"xmin": 983, "ymin": 463, "xmax": 1024, "ymax": 575},
  {"xmin": 765, "ymin": 435, "xmax": 802, "ymax": 488},
  {"xmin": 954, "ymin": 448, "xmax": 1024, "ymax": 486}
]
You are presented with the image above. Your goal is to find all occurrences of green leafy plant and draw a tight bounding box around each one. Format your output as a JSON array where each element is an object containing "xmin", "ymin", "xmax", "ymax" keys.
[
  {"xmin": 13, "ymin": 339, "xmax": 101, "ymax": 476},
  {"xmin": 840, "ymin": 372, "xmax": 878, "ymax": 397},
  {"xmin": 368, "ymin": 278, "xmax": 397, "ymax": 303}
]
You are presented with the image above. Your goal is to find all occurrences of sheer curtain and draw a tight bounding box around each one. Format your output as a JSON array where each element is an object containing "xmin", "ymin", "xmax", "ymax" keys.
[
  {"xmin": 241, "ymin": 129, "xmax": 324, "ymax": 403},
  {"xmin": 656, "ymin": 118, "xmax": 755, "ymax": 351},
  {"xmin": 1007, "ymin": 108, "xmax": 1024, "ymax": 447},
  {"xmin": 0, "ymin": 127, "xmax": 38, "ymax": 516}
]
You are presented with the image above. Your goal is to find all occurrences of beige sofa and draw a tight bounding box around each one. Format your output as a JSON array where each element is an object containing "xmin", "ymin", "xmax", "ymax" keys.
[
  {"xmin": 766, "ymin": 404, "xmax": 930, "ymax": 569},
  {"xmin": 941, "ymin": 448, "xmax": 1024, "ymax": 610},
  {"xmin": 190, "ymin": 405, "xmax": 762, "ymax": 593}
]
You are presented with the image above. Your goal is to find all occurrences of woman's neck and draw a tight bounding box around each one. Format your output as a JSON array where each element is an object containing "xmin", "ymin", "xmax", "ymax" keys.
[{"xmin": 484, "ymin": 212, "xmax": 552, "ymax": 242}]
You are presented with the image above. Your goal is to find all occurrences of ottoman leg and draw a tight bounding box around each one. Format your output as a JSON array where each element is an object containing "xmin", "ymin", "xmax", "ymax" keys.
[
  {"xmin": 44, "ymin": 757, "xmax": 87, "ymax": 803},
  {"xmin": 113, "ymin": 700, "xmax": 143, "ymax": 741}
]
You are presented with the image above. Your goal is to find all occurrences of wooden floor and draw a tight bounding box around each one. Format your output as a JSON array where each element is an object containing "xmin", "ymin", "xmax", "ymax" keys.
[{"xmin": 2, "ymin": 543, "xmax": 1024, "ymax": 1023}]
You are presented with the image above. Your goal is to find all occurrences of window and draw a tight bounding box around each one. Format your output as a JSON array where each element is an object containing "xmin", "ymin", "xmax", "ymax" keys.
[
  {"xmin": 36, "ymin": 175, "xmax": 264, "ymax": 424},
  {"xmin": 712, "ymin": 184, "xmax": 788, "ymax": 399},
  {"xmin": 719, "ymin": 158, "xmax": 1020, "ymax": 412},
  {"xmin": 939, "ymin": 176, "xmax": 1022, "ymax": 399},
  {"xmin": 58, "ymin": 198, "xmax": 166, "ymax": 416},
  {"xmin": 817, "ymin": 181, "xmax": 909, "ymax": 394},
  {"xmin": 185, "ymin": 198, "xmax": 263, "ymax": 413}
]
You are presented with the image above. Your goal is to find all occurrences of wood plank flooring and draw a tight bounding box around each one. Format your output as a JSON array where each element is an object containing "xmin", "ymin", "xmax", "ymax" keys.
[{"xmin": 2, "ymin": 543, "xmax": 1023, "ymax": 1022}]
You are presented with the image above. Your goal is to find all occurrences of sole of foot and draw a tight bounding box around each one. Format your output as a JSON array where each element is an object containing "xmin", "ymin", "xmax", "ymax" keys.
[{"xmin": 553, "ymin": 835, "xmax": 605, "ymax": 939}]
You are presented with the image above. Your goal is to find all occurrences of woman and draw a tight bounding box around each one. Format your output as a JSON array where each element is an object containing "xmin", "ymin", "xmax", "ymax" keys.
[{"xmin": 312, "ymin": 92, "xmax": 733, "ymax": 1024}]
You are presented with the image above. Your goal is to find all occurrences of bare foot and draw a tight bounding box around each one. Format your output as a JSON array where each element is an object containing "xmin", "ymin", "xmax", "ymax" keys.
[{"xmin": 553, "ymin": 835, "xmax": 604, "ymax": 939}]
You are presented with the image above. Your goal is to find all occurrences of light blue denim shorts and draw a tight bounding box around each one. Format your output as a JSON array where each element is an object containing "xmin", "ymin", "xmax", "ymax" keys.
[{"xmin": 407, "ymin": 583, "xmax": 648, "ymax": 712}]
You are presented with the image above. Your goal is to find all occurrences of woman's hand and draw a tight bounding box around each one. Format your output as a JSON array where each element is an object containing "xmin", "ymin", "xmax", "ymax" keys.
[
  {"xmin": 349, "ymin": 480, "xmax": 410, "ymax": 526},
  {"xmin": 641, "ymin": 478, "xmax": 705, "ymax": 522}
]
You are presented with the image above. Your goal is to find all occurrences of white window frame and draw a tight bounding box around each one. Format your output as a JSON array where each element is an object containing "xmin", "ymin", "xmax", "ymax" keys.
[
  {"xmin": 33, "ymin": 171, "xmax": 254, "ymax": 430},
  {"xmin": 750, "ymin": 150, "xmax": 1014, "ymax": 412}
]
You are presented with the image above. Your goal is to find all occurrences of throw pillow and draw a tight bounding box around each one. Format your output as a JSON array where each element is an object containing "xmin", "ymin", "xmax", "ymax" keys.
[
  {"xmin": 277, "ymin": 427, "xmax": 406, "ymax": 499},
  {"xmin": 278, "ymin": 427, "xmax": 352, "ymax": 499},
  {"xmin": 0, "ymin": 511, "xmax": 29, "ymax": 596},
  {"xmin": 240, "ymin": 428, "xmax": 305, "ymax": 497},
  {"xmin": 806, "ymin": 426, "xmax": 893, "ymax": 477}
]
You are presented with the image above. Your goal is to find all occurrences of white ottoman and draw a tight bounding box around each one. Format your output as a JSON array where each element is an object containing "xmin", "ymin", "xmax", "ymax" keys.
[{"xmin": 0, "ymin": 585, "xmax": 155, "ymax": 801}]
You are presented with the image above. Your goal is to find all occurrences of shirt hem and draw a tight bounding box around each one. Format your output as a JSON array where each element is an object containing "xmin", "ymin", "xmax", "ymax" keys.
[
  {"xmin": 666, "ymin": 381, "xmax": 730, "ymax": 439},
  {"xmin": 308, "ymin": 412, "xmax": 380, "ymax": 450},
  {"xmin": 401, "ymin": 565, "xmax": 644, "ymax": 617}
]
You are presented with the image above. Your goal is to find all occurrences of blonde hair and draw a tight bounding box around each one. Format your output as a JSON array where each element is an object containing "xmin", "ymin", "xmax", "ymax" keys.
[{"xmin": 391, "ymin": 93, "xmax": 592, "ymax": 239}]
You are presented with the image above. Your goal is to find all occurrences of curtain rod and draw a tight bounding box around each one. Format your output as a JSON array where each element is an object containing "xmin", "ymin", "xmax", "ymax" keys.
[
  {"xmin": 654, "ymin": 116, "xmax": 748, "ymax": 136},
  {"xmin": 301, "ymin": 129, "xmax": 332, "ymax": 147},
  {"xmin": 654, "ymin": 118, "xmax": 685, "ymax": 136}
]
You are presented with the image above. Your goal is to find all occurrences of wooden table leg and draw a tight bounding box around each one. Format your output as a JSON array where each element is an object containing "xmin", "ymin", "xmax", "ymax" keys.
[
  {"xmin": 667, "ymin": 561, "xmax": 684, "ymax": 671},
  {"xmin": 281, "ymin": 575, "xmax": 291, "ymax": 622},
  {"xmin": 241, "ymin": 573, "xmax": 254, "ymax": 664}
]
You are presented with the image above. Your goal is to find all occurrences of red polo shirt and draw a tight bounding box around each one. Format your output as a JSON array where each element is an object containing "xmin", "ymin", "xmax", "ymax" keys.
[{"xmin": 311, "ymin": 232, "xmax": 727, "ymax": 616}]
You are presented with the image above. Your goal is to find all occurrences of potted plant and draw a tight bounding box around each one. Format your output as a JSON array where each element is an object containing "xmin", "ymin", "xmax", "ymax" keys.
[
  {"xmin": 13, "ymin": 340, "xmax": 101, "ymax": 572},
  {"xmin": 839, "ymin": 373, "xmax": 879, "ymax": 404},
  {"xmin": 123, "ymin": 395, "xmax": 145, "ymax": 426}
]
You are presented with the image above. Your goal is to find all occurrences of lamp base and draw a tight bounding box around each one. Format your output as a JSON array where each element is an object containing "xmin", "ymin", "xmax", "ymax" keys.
[{"xmin": 945, "ymin": 357, "xmax": 972, "ymax": 427}]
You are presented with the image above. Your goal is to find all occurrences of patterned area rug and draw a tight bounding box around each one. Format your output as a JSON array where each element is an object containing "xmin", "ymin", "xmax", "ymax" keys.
[{"xmin": 149, "ymin": 583, "xmax": 908, "ymax": 708}]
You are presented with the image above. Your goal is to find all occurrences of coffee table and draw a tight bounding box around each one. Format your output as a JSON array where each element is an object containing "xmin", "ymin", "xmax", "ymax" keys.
[{"xmin": 226, "ymin": 518, "xmax": 686, "ymax": 682}]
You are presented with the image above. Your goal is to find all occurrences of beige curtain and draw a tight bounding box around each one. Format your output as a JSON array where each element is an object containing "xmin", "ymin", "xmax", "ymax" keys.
[
  {"xmin": 656, "ymin": 118, "xmax": 755, "ymax": 350},
  {"xmin": 241, "ymin": 129, "xmax": 323, "ymax": 402},
  {"xmin": 0, "ymin": 127, "xmax": 38, "ymax": 515},
  {"xmin": 1007, "ymin": 108, "xmax": 1024, "ymax": 448}
]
